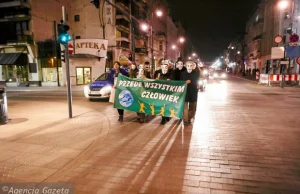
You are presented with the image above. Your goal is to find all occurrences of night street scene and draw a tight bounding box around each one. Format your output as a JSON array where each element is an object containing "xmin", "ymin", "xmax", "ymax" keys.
[{"xmin": 1, "ymin": 0, "xmax": 300, "ymax": 193}]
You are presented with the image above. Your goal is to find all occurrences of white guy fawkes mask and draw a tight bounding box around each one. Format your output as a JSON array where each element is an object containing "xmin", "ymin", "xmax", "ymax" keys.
[
  {"xmin": 177, "ymin": 61, "xmax": 184, "ymax": 70},
  {"xmin": 139, "ymin": 64, "xmax": 144, "ymax": 70},
  {"xmin": 161, "ymin": 64, "xmax": 168, "ymax": 74},
  {"xmin": 131, "ymin": 64, "xmax": 136, "ymax": 70},
  {"xmin": 138, "ymin": 68, "xmax": 144, "ymax": 77},
  {"xmin": 186, "ymin": 63, "xmax": 193, "ymax": 73}
]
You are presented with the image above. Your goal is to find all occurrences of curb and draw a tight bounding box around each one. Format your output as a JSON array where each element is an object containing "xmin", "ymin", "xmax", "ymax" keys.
[{"xmin": 231, "ymin": 75, "xmax": 258, "ymax": 84}]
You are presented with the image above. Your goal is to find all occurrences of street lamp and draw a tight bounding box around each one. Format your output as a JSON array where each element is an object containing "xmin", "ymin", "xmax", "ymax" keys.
[
  {"xmin": 188, "ymin": 56, "xmax": 191, "ymax": 60},
  {"xmin": 172, "ymin": 44, "xmax": 176, "ymax": 50},
  {"xmin": 237, "ymin": 51, "xmax": 241, "ymax": 54},
  {"xmin": 156, "ymin": 10, "xmax": 163, "ymax": 17},
  {"xmin": 192, "ymin": 53, "xmax": 196, "ymax": 57},
  {"xmin": 179, "ymin": 37, "xmax": 185, "ymax": 43},
  {"xmin": 231, "ymin": 46, "xmax": 235, "ymax": 49},
  {"xmin": 140, "ymin": 23, "xmax": 149, "ymax": 31},
  {"xmin": 277, "ymin": 0, "xmax": 289, "ymax": 88},
  {"xmin": 278, "ymin": 0, "xmax": 288, "ymax": 9}
]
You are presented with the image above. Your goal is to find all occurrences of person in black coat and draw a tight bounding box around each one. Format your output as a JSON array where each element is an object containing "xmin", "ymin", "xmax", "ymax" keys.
[
  {"xmin": 180, "ymin": 61, "xmax": 199, "ymax": 124},
  {"xmin": 172, "ymin": 60, "xmax": 186, "ymax": 80}
]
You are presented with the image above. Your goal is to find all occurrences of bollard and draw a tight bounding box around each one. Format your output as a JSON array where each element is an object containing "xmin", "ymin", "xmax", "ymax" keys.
[{"xmin": 0, "ymin": 86, "xmax": 8, "ymax": 125}]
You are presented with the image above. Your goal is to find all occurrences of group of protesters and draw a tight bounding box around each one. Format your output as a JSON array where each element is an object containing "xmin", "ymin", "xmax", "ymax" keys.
[{"xmin": 108, "ymin": 59, "xmax": 201, "ymax": 125}]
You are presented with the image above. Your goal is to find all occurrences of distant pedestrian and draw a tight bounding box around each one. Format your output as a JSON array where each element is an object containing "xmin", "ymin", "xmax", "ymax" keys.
[
  {"xmin": 180, "ymin": 61, "xmax": 199, "ymax": 124},
  {"xmin": 108, "ymin": 61, "xmax": 129, "ymax": 122}
]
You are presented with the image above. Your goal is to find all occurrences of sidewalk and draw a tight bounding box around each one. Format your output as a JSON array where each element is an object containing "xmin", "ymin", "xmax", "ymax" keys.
[
  {"xmin": 0, "ymin": 98, "xmax": 110, "ymax": 184},
  {"xmin": 231, "ymin": 73, "xmax": 258, "ymax": 83},
  {"xmin": 5, "ymin": 85, "xmax": 85, "ymax": 92}
]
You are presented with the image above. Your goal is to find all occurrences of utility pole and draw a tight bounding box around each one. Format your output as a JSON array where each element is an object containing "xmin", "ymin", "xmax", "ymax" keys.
[
  {"xmin": 53, "ymin": 21, "xmax": 60, "ymax": 87},
  {"xmin": 62, "ymin": 6, "xmax": 73, "ymax": 118}
]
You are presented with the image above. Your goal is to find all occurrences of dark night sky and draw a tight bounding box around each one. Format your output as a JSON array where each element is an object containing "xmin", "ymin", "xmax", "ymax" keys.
[{"xmin": 166, "ymin": 0, "xmax": 261, "ymax": 62}]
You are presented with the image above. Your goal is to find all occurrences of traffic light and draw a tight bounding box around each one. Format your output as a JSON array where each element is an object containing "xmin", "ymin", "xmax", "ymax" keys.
[
  {"xmin": 57, "ymin": 22, "xmax": 71, "ymax": 45},
  {"xmin": 91, "ymin": 0, "xmax": 100, "ymax": 9}
]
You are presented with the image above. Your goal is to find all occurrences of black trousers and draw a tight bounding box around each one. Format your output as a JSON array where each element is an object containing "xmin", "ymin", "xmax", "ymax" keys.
[{"xmin": 118, "ymin": 109, "xmax": 124, "ymax": 116}]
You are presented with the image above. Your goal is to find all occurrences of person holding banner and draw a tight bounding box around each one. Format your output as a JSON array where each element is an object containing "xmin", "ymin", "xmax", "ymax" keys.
[
  {"xmin": 155, "ymin": 61, "xmax": 172, "ymax": 125},
  {"xmin": 108, "ymin": 61, "xmax": 129, "ymax": 122},
  {"xmin": 172, "ymin": 60, "xmax": 186, "ymax": 80},
  {"xmin": 136, "ymin": 64, "xmax": 148, "ymax": 123},
  {"xmin": 180, "ymin": 61, "xmax": 199, "ymax": 124}
]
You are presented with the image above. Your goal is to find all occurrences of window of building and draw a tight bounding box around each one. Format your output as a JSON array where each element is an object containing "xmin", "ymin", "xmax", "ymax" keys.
[
  {"xmin": 255, "ymin": 15, "xmax": 259, "ymax": 22},
  {"xmin": 159, "ymin": 41, "xmax": 164, "ymax": 51},
  {"xmin": 74, "ymin": 15, "xmax": 80, "ymax": 22},
  {"xmin": 75, "ymin": 36, "xmax": 81, "ymax": 39}
]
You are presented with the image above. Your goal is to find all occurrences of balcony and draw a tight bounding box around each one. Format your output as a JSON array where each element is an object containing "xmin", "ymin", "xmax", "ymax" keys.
[
  {"xmin": 116, "ymin": 18, "xmax": 130, "ymax": 32},
  {"xmin": 252, "ymin": 34, "xmax": 263, "ymax": 41},
  {"xmin": 135, "ymin": 0, "xmax": 147, "ymax": 10},
  {"xmin": 253, "ymin": 18, "xmax": 264, "ymax": 25},
  {"xmin": 0, "ymin": 13, "xmax": 30, "ymax": 22},
  {"xmin": 116, "ymin": 40, "xmax": 130, "ymax": 49},
  {"xmin": 0, "ymin": 0, "xmax": 30, "ymax": 8},
  {"xmin": 135, "ymin": 47, "xmax": 148, "ymax": 55},
  {"xmin": 7, "ymin": 34, "xmax": 33, "ymax": 45},
  {"xmin": 116, "ymin": 0, "xmax": 129, "ymax": 10}
]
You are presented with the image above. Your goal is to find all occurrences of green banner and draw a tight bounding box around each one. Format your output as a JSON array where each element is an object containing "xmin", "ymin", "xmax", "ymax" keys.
[{"xmin": 114, "ymin": 74, "xmax": 187, "ymax": 118}]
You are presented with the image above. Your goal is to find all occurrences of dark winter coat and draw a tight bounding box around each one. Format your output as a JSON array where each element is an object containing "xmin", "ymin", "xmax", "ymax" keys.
[
  {"xmin": 172, "ymin": 67, "xmax": 187, "ymax": 80},
  {"xmin": 129, "ymin": 69, "xmax": 138, "ymax": 78},
  {"xmin": 180, "ymin": 70, "xmax": 199, "ymax": 102},
  {"xmin": 155, "ymin": 69, "xmax": 172, "ymax": 80},
  {"xmin": 108, "ymin": 68, "xmax": 128, "ymax": 85}
]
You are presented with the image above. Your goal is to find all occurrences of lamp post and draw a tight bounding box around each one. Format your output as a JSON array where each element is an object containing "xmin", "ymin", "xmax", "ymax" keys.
[
  {"xmin": 151, "ymin": 9, "xmax": 163, "ymax": 75},
  {"xmin": 178, "ymin": 37, "xmax": 185, "ymax": 58},
  {"xmin": 278, "ymin": 0, "xmax": 290, "ymax": 88}
]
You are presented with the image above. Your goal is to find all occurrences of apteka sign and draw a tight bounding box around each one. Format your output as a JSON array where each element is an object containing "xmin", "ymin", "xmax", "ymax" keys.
[{"xmin": 68, "ymin": 39, "xmax": 108, "ymax": 58}]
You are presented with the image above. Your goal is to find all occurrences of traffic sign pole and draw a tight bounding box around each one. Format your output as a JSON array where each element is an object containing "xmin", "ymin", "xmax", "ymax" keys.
[{"xmin": 62, "ymin": 6, "xmax": 73, "ymax": 119}]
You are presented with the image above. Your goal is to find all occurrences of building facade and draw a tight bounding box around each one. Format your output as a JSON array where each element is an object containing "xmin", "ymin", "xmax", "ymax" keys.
[
  {"xmin": 0, "ymin": 0, "xmax": 189, "ymax": 87},
  {"xmin": 0, "ymin": 0, "xmax": 71, "ymax": 87},
  {"xmin": 245, "ymin": 1, "xmax": 265, "ymax": 72},
  {"xmin": 226, "ymin": 0, "xmax": 300, "ymax": 76}
]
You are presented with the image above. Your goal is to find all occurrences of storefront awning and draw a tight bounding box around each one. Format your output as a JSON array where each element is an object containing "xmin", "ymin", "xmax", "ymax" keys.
[
  {"xmin": 0, "ymin": 53, "xmax": 27, "ymax": 65},
  {"xmin": 69, "ymin": 54, "xmax": 99, "ymax": 58}
]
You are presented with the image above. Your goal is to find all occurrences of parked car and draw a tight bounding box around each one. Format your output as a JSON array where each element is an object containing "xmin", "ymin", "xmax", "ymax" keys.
[{"xmin": 84, "ymin": 72, "xmax": 112, "ymax": 100}]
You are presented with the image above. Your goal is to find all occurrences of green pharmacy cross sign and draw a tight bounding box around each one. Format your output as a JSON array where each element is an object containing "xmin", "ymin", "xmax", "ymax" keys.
[{"xmin": 114, "ymin": 75, "xmax": 187, "ymax": 118}]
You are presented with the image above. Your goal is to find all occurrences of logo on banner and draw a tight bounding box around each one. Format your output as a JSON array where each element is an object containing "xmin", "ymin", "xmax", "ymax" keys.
[{"xmin": 119, "ymin": 90, "xmax": 134, "ymax": 107}]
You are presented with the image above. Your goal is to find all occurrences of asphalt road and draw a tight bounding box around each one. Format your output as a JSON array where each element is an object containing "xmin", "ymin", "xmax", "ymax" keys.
[{"xmin": 1, "ymin": 76, "xmax": 300, "ymax": 194}]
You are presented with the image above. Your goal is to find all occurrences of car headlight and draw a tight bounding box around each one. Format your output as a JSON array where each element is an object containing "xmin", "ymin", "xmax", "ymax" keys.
[
  {"xmin": 84, "ymin": 85, "xmax": 90, "ymax": 93},
  {"xmin": 101, "ymin": 84, "xmax": 112, "ymax": 94}
]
